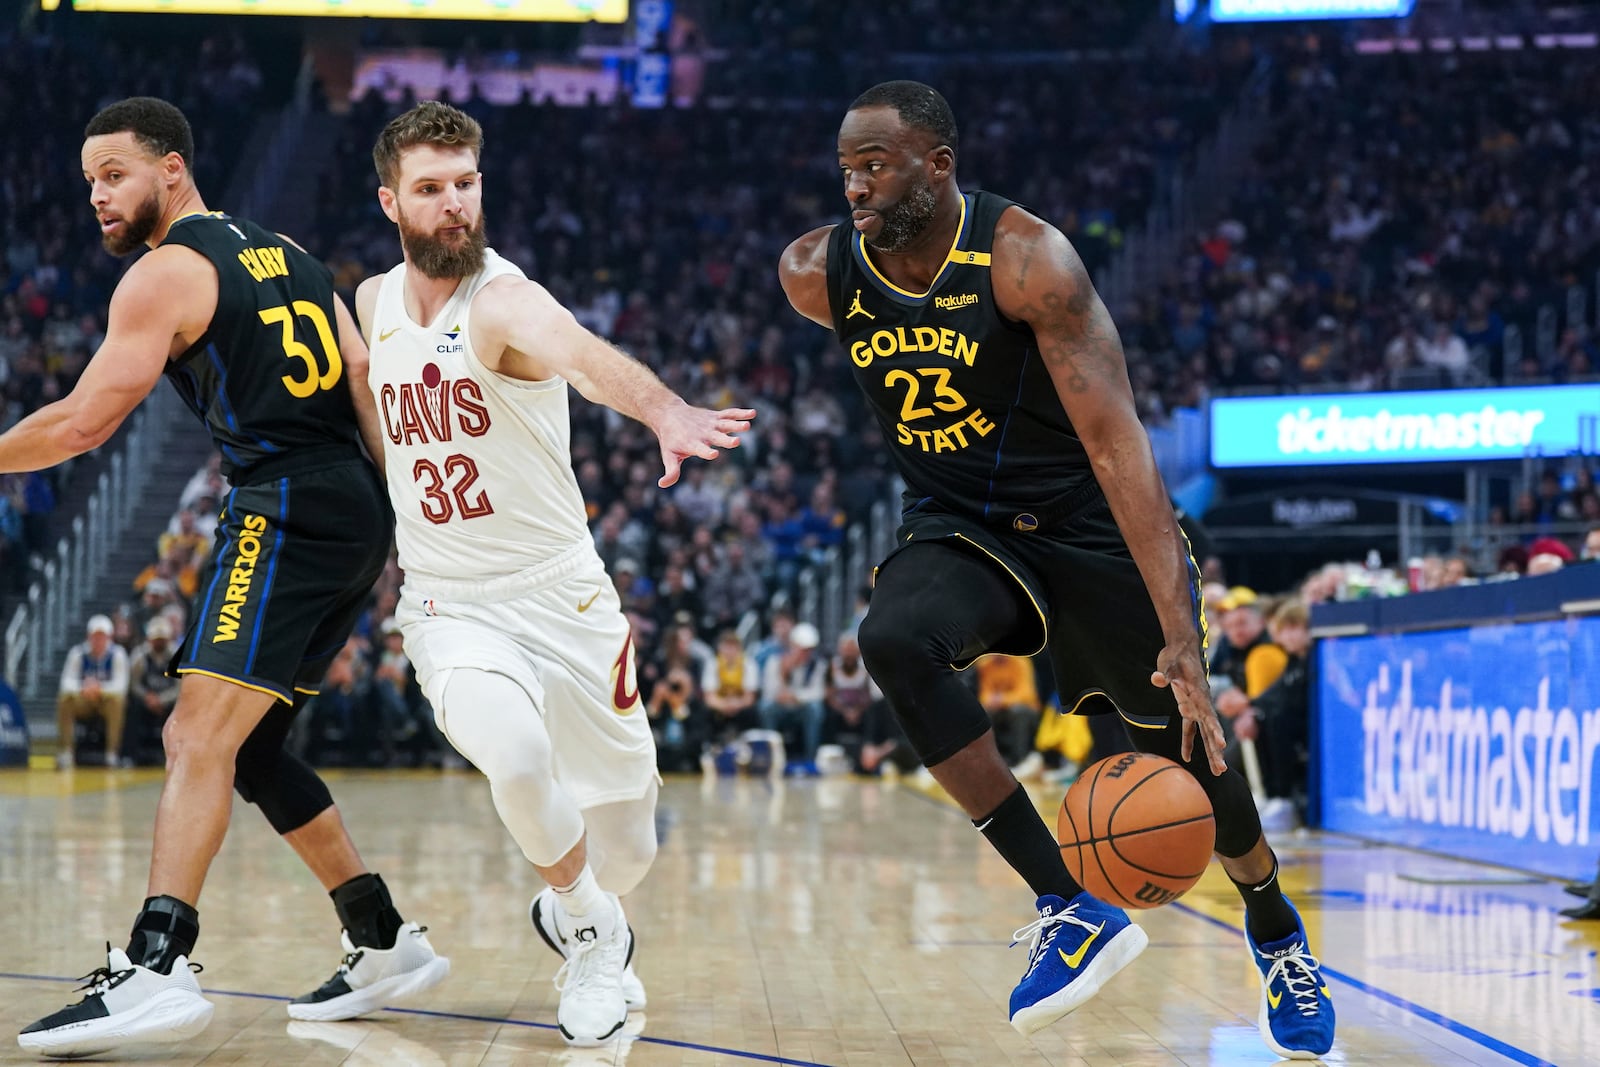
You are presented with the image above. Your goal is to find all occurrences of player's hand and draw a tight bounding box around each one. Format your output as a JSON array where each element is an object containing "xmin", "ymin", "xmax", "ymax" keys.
[
  {"xmin": 653, "ymin": 403, "xmax": 755, "ymax": 488},
  {"xmin": 1151, "ymin": 642, "xmax": 1227, "ymax": 776}
]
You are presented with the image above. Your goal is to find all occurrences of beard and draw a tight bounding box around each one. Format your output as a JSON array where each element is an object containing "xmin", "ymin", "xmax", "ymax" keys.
[
  {"xmin": 398, "ymin": 207, "xmax": 487, "ymax": 279},
  {"xmin": 102, "ymin": 185, "xmax": 162, "ymax": 256},
  {"xmin": 868, "ymin": 174, "xmax": 938, "ymax": 254}
]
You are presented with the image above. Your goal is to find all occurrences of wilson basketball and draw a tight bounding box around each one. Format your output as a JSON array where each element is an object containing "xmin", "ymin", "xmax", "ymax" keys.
[{"xmin": 1057, "ymin": 752, "xmax": 1215, "ymax": 909}]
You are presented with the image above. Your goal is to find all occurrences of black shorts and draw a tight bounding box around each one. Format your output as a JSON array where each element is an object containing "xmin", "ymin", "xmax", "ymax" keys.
[
  {"xmin": 880, "ymin": 489, "xmax": 1206, "ymax": 729},
  {"xmin": 174, "ymin": 453, "xmax": 392, "ymax": 704}
]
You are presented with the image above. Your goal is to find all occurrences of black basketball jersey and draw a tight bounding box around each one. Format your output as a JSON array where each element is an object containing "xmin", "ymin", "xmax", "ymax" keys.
[
  {"xmin": 826, "ymin": 191, "xmax": 1093, "ymax": 523},
  {"xmin": 160, "ymin": 212, "xmax": 361, "ymax": 478}
]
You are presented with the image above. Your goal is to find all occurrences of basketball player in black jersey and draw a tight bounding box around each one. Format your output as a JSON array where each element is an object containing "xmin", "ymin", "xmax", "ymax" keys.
[
  {"xmin": 13, "ymin": 98, "xmax": 447, "ymax": 1058},
  {"xmin": 779, "ymin": 82, "xmax": 1334, "ymax": 1058}
]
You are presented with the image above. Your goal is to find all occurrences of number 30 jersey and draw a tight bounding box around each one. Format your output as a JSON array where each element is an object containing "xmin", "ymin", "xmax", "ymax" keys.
[
  {"xmin": 825, "ymin": 191, "xmax": 1094, "ymax": 522},
  {"xmin": 162, "ymin": 212, "xmax": 363, "ymax": 478},
  {"xmin": 365, "ymin": 249, "xmax": 594, "ymax": 585}
]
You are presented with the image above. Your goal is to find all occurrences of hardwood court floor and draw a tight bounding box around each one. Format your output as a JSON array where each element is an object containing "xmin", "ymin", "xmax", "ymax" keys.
[{"xmin": 2, "ymin": 768, "xmax": 1597, "ymax": 1066}]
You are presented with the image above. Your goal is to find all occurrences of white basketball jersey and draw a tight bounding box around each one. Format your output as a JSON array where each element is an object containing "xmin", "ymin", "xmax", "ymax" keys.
[{"xmin": 367, "ymin": 249, "xmax": 593, "ymax": 584}]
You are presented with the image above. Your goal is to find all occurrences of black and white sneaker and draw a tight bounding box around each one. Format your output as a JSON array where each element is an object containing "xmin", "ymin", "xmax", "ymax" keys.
[
  {"xmin": 18, "ymin": 946, "xmax": 214, "ymax": 1058},
  {"xmin": 287, "ymin": 922, "xmax": 450, "ymax": 1022},
  {"xmin": 531, "ymin": 887, "xmax": 646, "ymax": 1009}
]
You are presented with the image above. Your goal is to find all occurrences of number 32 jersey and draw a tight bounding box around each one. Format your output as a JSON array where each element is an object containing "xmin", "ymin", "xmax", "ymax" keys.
[
  {"xmin": 366, "ymin": 249, "xmax": 593, "ymax": 585},
  {"xmin": 825, "ymin": 191, "xmax": 1094, "ymax": 522},
  {"xmin": 162, "ymin": 212, "xmax": 363, "ymax": 478}
]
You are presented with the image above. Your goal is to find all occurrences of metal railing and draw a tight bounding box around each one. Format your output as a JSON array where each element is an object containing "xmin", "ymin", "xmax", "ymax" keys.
[
  {"xmin": 3, "ymin": 387, "xmax": 183, "ymax": 700},
  {"xmin": 792, "ymin": 493, "xmax": 900, "ymax": 648}
]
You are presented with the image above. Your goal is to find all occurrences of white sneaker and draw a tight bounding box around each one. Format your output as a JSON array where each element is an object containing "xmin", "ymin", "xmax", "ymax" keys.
[
  {"xmin": 55, "ymin": 750, "xmax": 74, "ymax": 771},
  {"xmin": 287, "ymin": 922, "xmax": 450, "ymax": 1021},
  {"xmin": 1011, "ymin": 752, "xmax": 1045, "ymax": 780},
  {"xmin": 531, "ymin": 887, "xmax": 647, "ymax": 1009},
  {"xmin": 17, "ymin": 947, "xmax": 214, "ymax": 1058},
  {"xmin": 552, "ymin": 896, "xmax": 629, "ymax": 1046}
]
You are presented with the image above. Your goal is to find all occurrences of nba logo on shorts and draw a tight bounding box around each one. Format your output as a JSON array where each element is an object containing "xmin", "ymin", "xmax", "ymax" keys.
[{"xmin": 423, "ymin": 598, "xmax": 437, "ymax": 617}]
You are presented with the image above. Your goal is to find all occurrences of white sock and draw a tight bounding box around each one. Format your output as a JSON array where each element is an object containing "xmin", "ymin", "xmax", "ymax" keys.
[{"xmin": 553, "ymin": 865, "xmax": 608, "ymax": 922}]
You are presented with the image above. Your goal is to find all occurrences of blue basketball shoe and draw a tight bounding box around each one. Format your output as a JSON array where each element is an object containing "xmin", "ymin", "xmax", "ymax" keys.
[
  {"xmin": 1007, "ymin": 893, "xmax": 1149, "ymax": 1035},
  {"xmin": 1247, "ymin": 904, "xmax": 1336, "ymax": 1059}
]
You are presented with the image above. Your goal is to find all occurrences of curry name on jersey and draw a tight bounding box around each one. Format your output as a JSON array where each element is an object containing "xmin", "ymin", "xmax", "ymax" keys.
[
  {"xmin": 161, "ymin": 212, "xmax": 362, "ymax": 477},
  {"xmin": 826, "ymin": 191, "xmax": 1094, "ymax": 523}
]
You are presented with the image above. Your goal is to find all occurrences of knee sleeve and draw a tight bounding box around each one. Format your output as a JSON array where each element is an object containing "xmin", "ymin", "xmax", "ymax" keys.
[
  {"xmin": 582, "ymin": 780, "xmax": 659, "ymax": 897},
  {"xmin": 858, "ymin": 545, "xmax": 1022, "ymax": 766},
  {"xmin": 235, "ymin": 695, "xmax": 334, "ymax": 835},
  {"xmin": 437, "ymin": 667, "xmax": 585, "ymax": 869},
  {"xmin": 1126, "ymin": 715, "xmax": 1262, "ymax": 858}
]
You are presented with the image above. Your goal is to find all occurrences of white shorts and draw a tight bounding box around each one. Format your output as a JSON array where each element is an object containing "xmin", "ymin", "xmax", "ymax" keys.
[{"xmin": 395, "ymin": 543, "xmax": 657, "ymax": 809}]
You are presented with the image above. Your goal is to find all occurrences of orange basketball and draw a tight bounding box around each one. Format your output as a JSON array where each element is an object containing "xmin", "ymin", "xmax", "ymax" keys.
[{"xmin": 1057, "ymin": 752, "xmax": 1215, "ymax": 909}]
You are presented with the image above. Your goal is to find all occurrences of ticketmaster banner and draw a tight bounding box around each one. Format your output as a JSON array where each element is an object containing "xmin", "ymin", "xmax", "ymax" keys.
[
  {"xmin": 1210, "ymin": 385, "xmax": 1600, "ymax": 467},
  {"xmin": 1317, "ymin": 619, "xmax": 1600, "ymax": 876}
]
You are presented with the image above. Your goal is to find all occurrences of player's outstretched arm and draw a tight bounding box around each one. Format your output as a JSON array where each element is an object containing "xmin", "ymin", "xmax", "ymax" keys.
[
  {"xmin": 992, "ymin": 209, "xmax": 1226, "ymax": 775},
  {"xmin": 0, "ymin": 246, "xmax": 201, "ymax": 473},
  {"xmin": 471, "ymin": 276, "xmax": 754, "ymax": 488},
  {"xmin": 778, "ymin": 225, "xmax": 837, "ymax": 329},
  {"xmin": 337, "ymin": 286, "xmax": 385, "ymax": 478}
]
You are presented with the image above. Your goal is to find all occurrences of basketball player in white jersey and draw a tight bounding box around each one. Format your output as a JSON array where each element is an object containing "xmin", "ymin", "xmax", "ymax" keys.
[{"xmin": 353, "ymin": 101, "xmax": 754, "ymax": 1047}]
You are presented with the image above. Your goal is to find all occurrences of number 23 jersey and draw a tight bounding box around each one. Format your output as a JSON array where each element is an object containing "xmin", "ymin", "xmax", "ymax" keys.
[
  {"xmin": 825, "ymin": 191, "xmax": 1093, "ymax": 522},
  {"xmin": 366, "ymin": 249, "xmax": 593, "ymax": 585}
]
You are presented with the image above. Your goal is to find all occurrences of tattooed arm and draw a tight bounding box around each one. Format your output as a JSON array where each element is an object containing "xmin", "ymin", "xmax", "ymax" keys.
[{"xmin": 991, "ymin": 208, "xmax": 1226, "ymax": 774}]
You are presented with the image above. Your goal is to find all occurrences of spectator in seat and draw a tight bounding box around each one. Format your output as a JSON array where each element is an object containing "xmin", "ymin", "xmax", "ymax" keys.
[
  {"xmin": 759, "ymin": 620, "xmax": 827, "ymax": 768},
  {"xmin": 976, "ymin": 653, "xmax": 1044, "ymax": 775},
  {"xmin": 125, "ymin": 616, "xmax": 180, "ymax": 766},
  {"xmin": 700, "ymin": 537, "xmax": 767, "ymax": 632},
  {"xmin": 821, "ymin": 633, "xmax": 911, "ymax": 775},
  {"xmin": 56, "ymin": 613, "xmax": 130, "ymax": 769},
  {"xmin": 1234, "ymin": 600, "xmax": 1313, "ymax": 817},
  {"xmin": 648, "ymin": 665, "xmax": 710, "ymax": 773},
  {"xmin": 700, "ymin": 628, "xmax": 761, "ymax": 739}
]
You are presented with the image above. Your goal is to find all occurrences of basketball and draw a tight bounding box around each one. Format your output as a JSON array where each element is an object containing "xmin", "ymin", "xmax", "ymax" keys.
[{"xmin": 1057, "ymin": 752, "xmax": 1216, "ymax": 909}]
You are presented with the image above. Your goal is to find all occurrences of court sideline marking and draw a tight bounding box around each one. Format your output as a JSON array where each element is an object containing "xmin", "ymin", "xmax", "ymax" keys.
[{"xmin": 0, "ymin": 973, "xmax": 835, "ymax": 1067}]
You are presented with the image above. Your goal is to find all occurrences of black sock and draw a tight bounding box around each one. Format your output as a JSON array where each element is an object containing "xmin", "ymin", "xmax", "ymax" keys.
[
  {"xmin": 126, "ymin": 895, "xmax": 200, "ymax": 975},
  {"xmin": 1232, "ymin": 858, "xmax": 1297, "ymax": 944},
  {"xmin": 975, "ymin": 784, "xmax": 1083, "ymax": 902},
  {"xmin": 331, "ymin": 873, "xmax": 404, "ymax": 950}
]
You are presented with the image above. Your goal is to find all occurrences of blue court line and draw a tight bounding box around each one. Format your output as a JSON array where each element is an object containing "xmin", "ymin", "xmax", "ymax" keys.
[
  {"xmin": 0, "ymin": 972, "xmax": 834, "ymax": 1067},
  {"xmin": 1170, "ymin": 904, "xmax": 1561, "ymax": 1067},
  {"xmin": 894, "ymin": 782, "xmax": 1564, "ymax": 1066}
]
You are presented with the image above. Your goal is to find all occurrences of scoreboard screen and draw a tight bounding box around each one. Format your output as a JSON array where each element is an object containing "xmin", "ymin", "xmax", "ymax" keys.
[{"xmin": 41, "ymin": 0, "xmax": 627, "ymax": 21}]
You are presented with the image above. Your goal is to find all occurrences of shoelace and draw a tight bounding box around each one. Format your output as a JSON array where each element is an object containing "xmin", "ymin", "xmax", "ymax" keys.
[
  {"xmin": 333, "ymin": 924, "xmax": 429, "ymax": 975},
  {"xmin": 72, "ymin": 964, "xmax": 127, "ymax": 999},
  {"xmin": 1263, "ymin": 946, "xmax": 1326, "ymax": 1017},
  {"xmin": 73, "ymin": 949, "xmax": 202, "ymax": 1000},
  {"xmin": 1009, "ymin": 905, "xmax": 1103, "ymax": 979},
  {"xmin": 553, "ymin": 930, "xmax": 626, "ymax": 997}
]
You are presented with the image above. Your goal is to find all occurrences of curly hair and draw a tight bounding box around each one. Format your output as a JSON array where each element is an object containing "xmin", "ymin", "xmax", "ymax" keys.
[
  {"xmin": 84, "ymin": 97, "xmax": 195, "ymax": 171},
  {"xmin": 372, "ymin": 100, "xmax": 484, "ymax": 189}
]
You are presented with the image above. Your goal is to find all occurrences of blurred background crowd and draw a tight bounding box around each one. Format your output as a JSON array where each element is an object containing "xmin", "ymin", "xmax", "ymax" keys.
[{"xmin": 6, "ymin": 1, "xmax": 1600, "ymax": 834}]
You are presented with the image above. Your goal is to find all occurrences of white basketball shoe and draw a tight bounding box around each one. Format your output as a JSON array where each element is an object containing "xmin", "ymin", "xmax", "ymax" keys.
[
  {"xmin": 531, "ymin": 887, "xmax": 647, "ymax": 1009},
  {"xmin": 18, "ymin": 946, "xmax": 214, "ymax": 1058},
  {"xmin": 288, "ymin": 922, "xmax": 450, "ymax": 1021},
  {"xmin": 549, "ymin": 894, "xmax": 630, "ymax": 1046}
]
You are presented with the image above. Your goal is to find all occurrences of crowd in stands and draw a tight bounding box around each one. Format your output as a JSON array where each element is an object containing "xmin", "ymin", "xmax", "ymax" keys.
[
  {"xmin": 0, "ymin": 31, "xmax": 268, "ymax": 615},
  {"xmin": 1129, "ymin": 36, "xmax": 1600, "ymax": 424},
  {"xmin": 26, "ymin": 20, "xmax": 1600, "ymax": 797}
]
